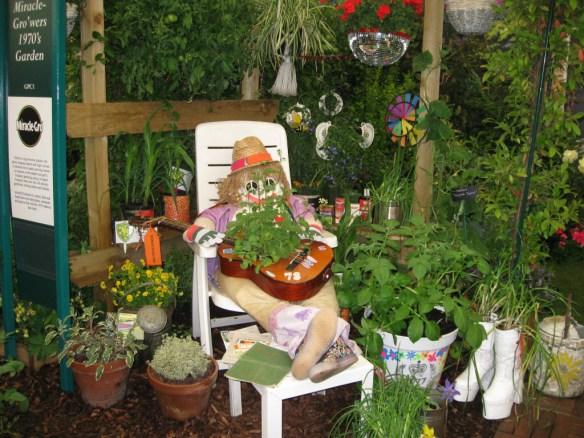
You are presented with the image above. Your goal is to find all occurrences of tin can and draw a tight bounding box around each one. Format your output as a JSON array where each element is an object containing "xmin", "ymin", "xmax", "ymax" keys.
[{"xmin": 335, "ymin": 197, "xmax": 345, "ymax": 223}]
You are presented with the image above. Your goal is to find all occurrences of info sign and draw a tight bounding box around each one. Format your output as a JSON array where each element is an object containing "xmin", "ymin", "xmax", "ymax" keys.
[
  {"xmin": 8, "ymin": 0, "xmax": 54, "ymax": 225},
  {"xmin": 2, "ymin": 0, "xmax": 72, "ymax": 390}
]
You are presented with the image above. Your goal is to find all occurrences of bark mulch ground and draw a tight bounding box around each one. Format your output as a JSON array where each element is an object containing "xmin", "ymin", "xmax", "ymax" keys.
[{"xmin": 1, "ymin": 327, "xmax": 502, "ymax": 437}]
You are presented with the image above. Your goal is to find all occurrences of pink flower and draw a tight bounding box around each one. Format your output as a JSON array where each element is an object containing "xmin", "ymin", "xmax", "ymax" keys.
[{"xmin": 376, "ymin": 4, "xmax": 392, "ymax": 20}]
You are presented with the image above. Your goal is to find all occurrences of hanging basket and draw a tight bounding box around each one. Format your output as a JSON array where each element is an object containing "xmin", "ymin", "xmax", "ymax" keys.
[
  {"xmin": 445, "ymin": 0, "xmax": 496, "ymax": 35},
  {"xmin": 348, "ymin": 32, "xmax": 411, "ymax": 67}
]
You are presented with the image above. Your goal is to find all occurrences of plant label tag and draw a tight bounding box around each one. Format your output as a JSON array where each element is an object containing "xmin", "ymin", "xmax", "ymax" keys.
[{"xmin": 144, "ymin": 227, "xmax": 162, "ymax": 266}]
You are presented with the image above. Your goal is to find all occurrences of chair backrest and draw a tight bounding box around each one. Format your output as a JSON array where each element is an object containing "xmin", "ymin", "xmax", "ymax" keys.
[{"xmin": 194, "ymin": 121, "xmax": 291, "ymax": 213}]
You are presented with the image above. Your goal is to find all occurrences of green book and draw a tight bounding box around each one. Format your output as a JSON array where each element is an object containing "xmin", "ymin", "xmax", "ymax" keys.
[{"xmin": 225, "ymin": 343, "xmax": 292, "ymax": 387}]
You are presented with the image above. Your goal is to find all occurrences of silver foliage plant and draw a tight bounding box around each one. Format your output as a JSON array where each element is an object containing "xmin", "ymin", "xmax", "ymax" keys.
[{"xmin": 149, "ymin": 335, "xmax": 209, "ymax": 382}]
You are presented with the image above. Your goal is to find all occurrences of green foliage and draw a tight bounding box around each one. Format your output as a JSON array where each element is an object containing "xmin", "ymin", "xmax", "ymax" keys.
[
  {"xmin": 330, "ymin": 375, "xmax": 428, "ymax": 438},
  {"xmin": 45, "ymin": 306, "xmax": 145, "ymax": 381},
  {"xmin": 104, "ymin": 0, "xmax": 256, "ymax": 100},
  {"xmin": 164, "ymin": 246, "xmax": 194, "ymax": 307},
  {"xmin": 444, "ymin": 0, "xmax": 584, "ymax": 262},
  {"xmin": 225, "ymin": 193, "xmax": 315, "ymax": 271},
  {"xmin": 249, "ymin": 0, "xmax": 337, "ymax": 69},
  {"xmin": 335, "ymin": 216, "xmax": 488, "ymax": 359},
  {"xmin": 0, "ymin": 359, "xmax": 29, "ymax": 435},
  {"xmin": 10, "ymin": 299, "xmax": 59, "ymax": 361},
  {"xmin": 149, "ymin": 335, "xmax": 210, "ymax": 382},
  {"xmin": 110, "ymin": 103, "xmax": 193, "ymax": 211}
]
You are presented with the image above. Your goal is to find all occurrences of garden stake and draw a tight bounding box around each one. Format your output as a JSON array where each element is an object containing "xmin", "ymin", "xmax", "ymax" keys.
[{"xmin": 512, "ymin": 0, "xmax": 555, "ymax": 266}]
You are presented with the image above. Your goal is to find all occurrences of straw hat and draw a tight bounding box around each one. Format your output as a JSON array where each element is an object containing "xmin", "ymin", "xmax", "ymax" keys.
[{"xmin": 230, "ymin": 136, "xmax": 278, "ymax": 174}]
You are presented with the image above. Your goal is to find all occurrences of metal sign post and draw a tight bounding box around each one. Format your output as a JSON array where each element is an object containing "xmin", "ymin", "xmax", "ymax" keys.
[{"xmin": 3, "ymin": 0, "xmax": 72, "ymax": 391}]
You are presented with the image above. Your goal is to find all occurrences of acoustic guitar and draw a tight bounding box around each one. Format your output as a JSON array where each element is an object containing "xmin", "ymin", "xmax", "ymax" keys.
[
  {"xmin": 217, "ymin": 240, "xmax": 334, "ymax": 302},
  {"xmin": 134, "ymin": 216, "xmax": 334, "ymax": 301}
]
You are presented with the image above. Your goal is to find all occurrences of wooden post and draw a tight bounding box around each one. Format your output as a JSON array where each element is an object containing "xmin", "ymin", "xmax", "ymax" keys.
[
  {"xmin": 81, "ymin": 0, "xmax": 112, "ymax": 249},
  {"xmin": 413, "ymin": 0, "xmax": 444, "ymax": 221}
]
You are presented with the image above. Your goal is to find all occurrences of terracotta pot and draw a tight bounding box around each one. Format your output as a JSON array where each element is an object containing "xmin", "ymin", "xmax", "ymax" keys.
[
  {"xmin": 70, "ymin": 359, "xmax": 130, "ymax": 408},
  {"xmin": 163, "ymin": 194, "xmax": 190, "ymax": 224},
  {"xmin": 147, "ymin": 358, "xmax": 218, "ymax": 421}
]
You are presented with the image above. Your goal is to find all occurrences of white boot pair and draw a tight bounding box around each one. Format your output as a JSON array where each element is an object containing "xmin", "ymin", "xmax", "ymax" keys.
[{"xmin": 454, "ymin": 322, "xmax": 523, "ymax": 420}]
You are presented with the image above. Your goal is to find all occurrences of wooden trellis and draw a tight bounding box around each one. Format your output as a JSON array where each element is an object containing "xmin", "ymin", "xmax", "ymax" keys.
[{"xmin": 70, "ymin": 0, "xmax": 277, "ymax": 286}]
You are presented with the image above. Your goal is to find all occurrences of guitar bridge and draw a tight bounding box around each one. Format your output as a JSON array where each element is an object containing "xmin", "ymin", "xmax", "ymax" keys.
[{"xmin": 286, "ymin": 247, "xmax": 309, "ymax": 271}]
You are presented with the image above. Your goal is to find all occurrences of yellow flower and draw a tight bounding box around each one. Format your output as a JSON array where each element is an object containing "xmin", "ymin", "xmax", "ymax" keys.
[
  {"xmin": 421, "ymin": 425, "xmax": 435, "ymax": 438},
  {"xmin": 111, "ymin": 287, "xmax": 118, "ymax": 293},
  {"xmin": 140, "ymin": 259, "xmax": 146, "ymax": 266},
  {"xmin": 146, "ymin": 269, "xmax": 153, "ymax": 278},
  {"xmin": 161, "ymin": 272, "xmax": 169, "ymax": 282},
  {"xmin": 143, "ymin": 291, "xmax": 149, "ymax": 296},
  {"xmin": 100, "ymin": 281, "xmax": 107, "ymax": 290},
  {"xmin": 555, "ymin": 352, "xmax": 583, "ymax": 390},
  {"xmin": 126, "ymin": 294, "xmax": 134, "ymax": 303},
  {"xmin": 115, "ymin": 280, "xmax": 121, "ymax": 287},
  {"xmin": 136, "ymin": 273, "xmax": 141, "ymax": 279},
  {"xmin": 108, "ymin": 265, "xmax": 114, "ymax": 272}
]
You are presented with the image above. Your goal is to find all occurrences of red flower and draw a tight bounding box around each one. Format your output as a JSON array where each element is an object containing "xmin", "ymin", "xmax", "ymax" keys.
[
  {"xmin": 274, "ymin": 215, "xmax": 284, "ymax": 224},
  {"xmin": 340, "ymin": 0, "xmax": 361, "ymax": 15},
  {"xmin": 571, "ymin": 229, "xmax": 584, "ymax": 247},
  {"xmin": 376, "ymin": 4, "xmax": 392, "ymax": 20},
  {"xmin": 403, "ymin": 0, "xmax": 424, "ymax": 16}
]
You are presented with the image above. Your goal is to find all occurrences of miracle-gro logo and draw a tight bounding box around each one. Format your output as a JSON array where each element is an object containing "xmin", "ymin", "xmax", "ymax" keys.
[{"xmin": 16, "ymin": 105, "xmax": 43, "ymax": 147}]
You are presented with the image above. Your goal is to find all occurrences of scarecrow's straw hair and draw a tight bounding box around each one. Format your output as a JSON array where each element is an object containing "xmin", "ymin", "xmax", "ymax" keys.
[{"xmin": 217, "ymin": 163, "xmax": 291, "ymax": 205}]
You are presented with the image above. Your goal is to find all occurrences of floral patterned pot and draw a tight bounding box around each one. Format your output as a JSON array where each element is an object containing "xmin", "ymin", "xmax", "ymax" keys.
[
  {"xmin": 380, "ymin": 329, "xmax": 458, "ymax": 389},
  {"xmin": 535, "ymin": 316, "xmax": 584, "ymax": 398}
]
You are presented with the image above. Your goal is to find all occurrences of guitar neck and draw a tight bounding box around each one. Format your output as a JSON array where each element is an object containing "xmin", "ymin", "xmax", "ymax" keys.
[{"xmin": 130, "ymin": 216, "xmax": 191, "ymax": 232}]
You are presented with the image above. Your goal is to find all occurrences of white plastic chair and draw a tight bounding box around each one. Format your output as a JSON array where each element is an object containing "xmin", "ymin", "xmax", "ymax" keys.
[{"xmin": 189, "ymin": 121, "xmax": 372, "ymax": 429}]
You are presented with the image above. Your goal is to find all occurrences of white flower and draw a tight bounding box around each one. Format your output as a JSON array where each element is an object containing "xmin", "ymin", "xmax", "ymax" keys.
[
  {"xmin": 563, "ymin": 149, "xmax": 579, "ymax": 164},
  {"xmin": 578, "ymin": 158, "xmax": 584, "ymax": 175}
]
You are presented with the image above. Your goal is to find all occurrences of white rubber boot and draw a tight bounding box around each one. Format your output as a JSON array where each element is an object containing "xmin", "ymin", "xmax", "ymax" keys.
[
  {"xmin": 453, "ymin": 321, "xmax": 495, "ymax": 402},
  {"xmin": 482, "ymin": 327, "xmax": 523, "ymax": 420}
]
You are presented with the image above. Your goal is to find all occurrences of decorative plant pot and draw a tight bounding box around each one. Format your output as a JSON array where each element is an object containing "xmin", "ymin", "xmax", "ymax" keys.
[
  {"xmin": 373, "ymin": 200, "xmax": 402, "ymax": 224},
  {"xmin": 163, "ymin": 194, "xmax": 191, "ymax": 224},
  {"xmin": 348, "ymin": 32, "xmax": 411, "ymax": 66},
  {"xmin": 147, "ymin": 358, "xmax": 218, "ymax": 421},
  {"xmin": 70, "ymin": 359, "xmax": 130, "ymax": 408},
  {"xmin": 445, "ymin": 0, "xmax": 496, "ymax": 35},
  {"xmin": 122, "ymin": 203, "xmax": 155, "ymax": 220},
  {"xmin": 535, "ymin": 316, "xmax": 584, "ymax": 398},
  {"xmin": 380, "ymin": 329, "xmax": 459, "ymax": 388},
  {"xmin": 423, "ymin": 389, "xmax": 448, "ymax": 438}
]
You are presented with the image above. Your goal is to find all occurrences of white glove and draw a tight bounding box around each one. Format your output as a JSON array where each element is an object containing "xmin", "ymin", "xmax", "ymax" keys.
[{"xmin": 183, "ymin": 224, "xmax": 224, "ymax": 248}]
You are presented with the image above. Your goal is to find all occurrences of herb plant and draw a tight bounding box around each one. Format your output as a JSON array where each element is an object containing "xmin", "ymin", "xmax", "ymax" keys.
[
  {"xmin": 336, "ymin": 215, "xmax": 489, "ymax": 358},
  {"xmin": 149, "ymin": 335, "xmax": 210, "ymax": 383},
  {"xmin": 330, "ymin": 375, "xmax": 429, "ymax": 438},
  {"xmin": 45, "ymin": 307, "xmax": 145, "ymax": 381}
]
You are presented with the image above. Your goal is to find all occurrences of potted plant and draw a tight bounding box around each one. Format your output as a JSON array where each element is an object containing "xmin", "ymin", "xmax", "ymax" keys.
[
  {"xmin": 45, "ymin": 306, "xmax": 145, "ymax": 408},
  {"xmin": 330, "ymin": 373, "xmax": 455, "ymax": 438},
  {"xmin": 101, "ymin": 259, "xmax": 182, "ymax": 322},
  {"xmin": 113, "ymin": 103, "xmax": 192, "ymax": 219},
  {"xmin": 159, "ymin": 131, "xmax": 195, "ymax": 224},
  {"xmin": 147, "ymin": 335, "xmax": 218, "ymax": 421},
  {"xmin": 337, "ymin": 216, "xmax": 489, "ymax": 388},
  {"xmin": 368, "ymin": 146, "xmax": 411, "ymax": 224},
  {"xmin": 224, "ymin": 194, "xmax": 315, "ymax": 272}
]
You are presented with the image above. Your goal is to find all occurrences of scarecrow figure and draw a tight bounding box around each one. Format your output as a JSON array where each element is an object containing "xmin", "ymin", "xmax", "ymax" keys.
[{"xmin": 184, "ymin": 136, "xmax": 359, "ymax": 382}]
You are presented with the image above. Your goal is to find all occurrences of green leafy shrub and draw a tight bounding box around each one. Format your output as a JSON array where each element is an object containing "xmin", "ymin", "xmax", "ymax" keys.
[
  {"xmin": 0, "ymin": 359, "xmax": 29, "ymax": 435},
  {"xmin": 149, "ymin": 335, "xmax": 210, "ymax": 382}
]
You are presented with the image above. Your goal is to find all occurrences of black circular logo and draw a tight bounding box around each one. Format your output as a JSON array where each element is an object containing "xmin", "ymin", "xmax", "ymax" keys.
[{"xmin": 16, "ymin": 106, "xmax": 43, "ymax": 147}]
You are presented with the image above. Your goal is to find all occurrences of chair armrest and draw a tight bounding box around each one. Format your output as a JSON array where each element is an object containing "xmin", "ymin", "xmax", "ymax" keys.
[
  {"xmin": 315, "ymin": 230, "xmax": 338, "ymax": 248},
  {"xmin": 186, "ymin": 241, "xmax": 217, "ymax": 258}
]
